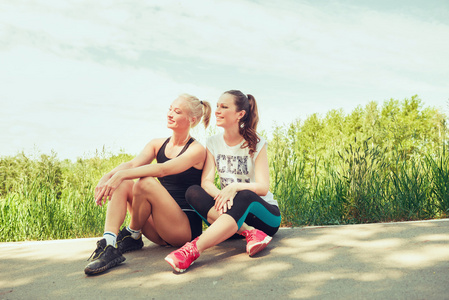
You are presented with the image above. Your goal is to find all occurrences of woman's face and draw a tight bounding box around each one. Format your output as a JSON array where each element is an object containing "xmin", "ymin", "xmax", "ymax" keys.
[
  {"xmin": 167, "ymin": 96, "xmax": 192, "ymax": 130},
  {"xmin": 215, "ymin": 93, "xmax": 245, "ymax": 128}
]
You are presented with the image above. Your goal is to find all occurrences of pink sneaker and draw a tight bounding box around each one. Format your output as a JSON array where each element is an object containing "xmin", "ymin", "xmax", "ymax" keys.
[
  {"xmin": 241, "ymin": 229, "xmax": 272, "ymax": 256},
  {"xmin": 165, "ymin": 239, "xmax": 200, "ymax": 273}
]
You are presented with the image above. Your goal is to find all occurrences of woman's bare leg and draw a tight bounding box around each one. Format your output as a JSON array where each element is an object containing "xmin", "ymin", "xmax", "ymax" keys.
[
  {"xmin": 196, "ymin": 214, "xmax": 238, "ymax": 253},
  {"xmin": 141, "ymin": 215, "xmax": 167, "ymax": 246},
  {"xmin": 129, "ymin": 177, "xmax": 192, "ymax": 247},
  {"xmin": 104, "ymin": 180, "xmax": 134, "ymax": 234}
]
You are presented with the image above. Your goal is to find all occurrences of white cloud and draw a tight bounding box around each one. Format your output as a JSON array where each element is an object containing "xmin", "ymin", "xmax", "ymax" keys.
[{"xmin": 2, "ymin": 0, "xmax": 448, "ymax": 87}]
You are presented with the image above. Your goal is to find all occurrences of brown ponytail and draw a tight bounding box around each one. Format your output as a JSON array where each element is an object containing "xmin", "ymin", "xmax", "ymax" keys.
[{"xmin": 223, "ymin": 90, "xmax": 260, "ymax": 157}]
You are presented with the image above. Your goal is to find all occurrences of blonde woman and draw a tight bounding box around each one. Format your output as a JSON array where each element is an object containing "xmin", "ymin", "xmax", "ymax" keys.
[{"xmin": 85, "ymin": 94, "xmax": 211, "ymax": 275}]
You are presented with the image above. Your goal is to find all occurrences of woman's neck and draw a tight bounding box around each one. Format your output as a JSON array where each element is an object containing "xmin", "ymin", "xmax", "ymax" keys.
[
  {"xmin": 171, "ymin": 130, "xmax": 191, "ymax": 146},
  {"xmin": 223, "ymin": 126, "xmax": 244, "ymax": 147}
]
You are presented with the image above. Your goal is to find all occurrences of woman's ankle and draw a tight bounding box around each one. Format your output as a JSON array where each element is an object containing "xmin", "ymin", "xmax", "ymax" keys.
[{"xmin": 237, "ymin": 225, "xmax": 255, "ymax": 235}]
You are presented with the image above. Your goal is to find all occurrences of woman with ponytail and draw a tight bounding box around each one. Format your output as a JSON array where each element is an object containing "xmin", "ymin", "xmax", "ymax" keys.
[
  {"xmin": 84, "ymin": 94, "xmax": 211, "ymax": 275},
  {"xmin": 165, "ymin": 90, "xmax": 281, "ymax": 273}
]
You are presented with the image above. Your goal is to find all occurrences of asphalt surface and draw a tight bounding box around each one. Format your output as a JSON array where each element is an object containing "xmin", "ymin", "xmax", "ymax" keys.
[{"xmin": 1, "ymin": 219, "xmax": 449, "ymax": 300}]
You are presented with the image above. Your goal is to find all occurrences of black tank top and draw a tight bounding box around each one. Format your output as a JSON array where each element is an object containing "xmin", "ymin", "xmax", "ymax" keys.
[{"xmin": 156, "ymin": 137, "xmax": 202, "ymax": 210}]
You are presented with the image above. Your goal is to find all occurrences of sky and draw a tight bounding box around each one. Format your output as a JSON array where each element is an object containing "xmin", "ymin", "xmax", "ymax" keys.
[{"xmin": 1, "ymin": 0, "xmax": 448, "ymax": 161}]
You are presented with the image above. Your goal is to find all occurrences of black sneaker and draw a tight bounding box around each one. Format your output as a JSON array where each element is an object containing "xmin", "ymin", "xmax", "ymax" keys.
[
  {"xmin": 117, "ymin": 227, "xmax": 144, "ymax": 254},
  {"xmin": 84, "ymin": 238, "xmax": 125, "ymax": 275}
]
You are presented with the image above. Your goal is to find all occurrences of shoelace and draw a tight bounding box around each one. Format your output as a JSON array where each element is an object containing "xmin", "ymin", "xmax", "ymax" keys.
[
  {"xmin": 177, "ymin": 242, "xmax": 196, "ymax": 258},
  {"xmin": 87, "ymin": 243, "xmax": 105, "ymax": 261},
  {"xmin": 244, "ymin": 231, "xmax": 257, "ymax": 242},
  {"xmin": 246, "ymin": 234, "xmax": 256, "ymax": 242}
]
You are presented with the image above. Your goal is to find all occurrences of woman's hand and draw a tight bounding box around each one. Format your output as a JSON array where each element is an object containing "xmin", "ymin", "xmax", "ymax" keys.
[
  {"xmin": 95, "ymin": 171, "xmax": 124, "ymax": 206},
  {"xmin": 94, "ymin": 176, "xmax": 109, "ymax": 203},
  {"xmin": 214, "ymin": 183, "xmax": 238, "ymax": 215}
]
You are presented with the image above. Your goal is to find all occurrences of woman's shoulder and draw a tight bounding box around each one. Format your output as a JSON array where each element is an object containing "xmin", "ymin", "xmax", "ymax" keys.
[
  {"xmin": 254, "ymin": 134, "xmax": 268, "ymax": 157},
  {"xmin": 206, "ymin": 133, "xmax": 223, "ymax": 142},
  {"xmin": 141, "ymin": 137, "xmax": 169, "ymax": 153},
  {"xmin": 135, "ymin": 137, "xmax": 169, "ymax": 161},
  {"xmin": 257, "ymin": 134, "xmax": 266, "ymax": 144},
  {"xmin": 206, "ymin": 133, "xmax": 224, "ymax": 145},
  {"xmin": 205, "ymin": 133, "xmax": 224, "ymax": 155},
  {"xmin": 190, "ymin": 138, "xmax": 206, "ymax": 151},
  {"xmin": 147, "ymin": 137, "xmax": 169, "ymax": 147}
]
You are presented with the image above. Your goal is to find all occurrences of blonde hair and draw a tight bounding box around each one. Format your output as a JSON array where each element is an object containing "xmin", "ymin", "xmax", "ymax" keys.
[{"xmin": 179, "ymin": 93, "xmax": 211, "ymax": 128}]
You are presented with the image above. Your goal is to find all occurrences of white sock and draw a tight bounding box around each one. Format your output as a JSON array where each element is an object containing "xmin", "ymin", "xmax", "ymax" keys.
[
  {"xmin": 127, "ymin": 226, "xmax": 141, "ymax": 239},
  {"xmin": 103, "ymin": 231, "xmax": 117, "ymax": 247}
]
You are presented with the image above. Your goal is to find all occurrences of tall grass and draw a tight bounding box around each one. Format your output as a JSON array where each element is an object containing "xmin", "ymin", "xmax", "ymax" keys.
[
  {"xmin": 270, "ymin": 127, "xmax": 348, "ymax": 226},
  {"xmin": 0, "ymin": 151, "xmax": 133, "ymax": 242},
  {"xmin": 1, "ymin": 142, "xmax": 448, "ymax": 242},
  {"xmin": 426, "ymin": 149, "xmax": 449, "ymax": 214},
  {"xmin": 267, "ymin": 96, "xmax": 448, "ymax": 226},
  {"xmin": 270, "ymin": 134, "xmax": 448, "ymax": 227}
]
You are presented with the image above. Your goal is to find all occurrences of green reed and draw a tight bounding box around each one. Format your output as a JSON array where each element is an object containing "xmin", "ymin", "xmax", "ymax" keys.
[
  {"xmin": 270, "ymin": 134, "xmax": 449, "ymax": 226},
  {"xmin": 0, "ymin": 151, "xmax": 132, "ymax": 242},
  {"xmin": 425, "ymin": 149, "xmax": 449, "ymax": 214},
  {"xmin": 1, "ymin": 142, "xmax": 448, "ymax": 242}
]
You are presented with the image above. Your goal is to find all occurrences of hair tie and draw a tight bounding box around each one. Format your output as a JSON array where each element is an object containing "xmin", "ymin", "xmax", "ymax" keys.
[{"xmin": 200, "ymin": 100, "xmax": 203, "ymax": 105}]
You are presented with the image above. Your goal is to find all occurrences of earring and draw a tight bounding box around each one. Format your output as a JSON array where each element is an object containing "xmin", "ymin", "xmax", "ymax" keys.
[{"xmin": 240, "ymin": 123, "xmax": 244, "ymax": 128}]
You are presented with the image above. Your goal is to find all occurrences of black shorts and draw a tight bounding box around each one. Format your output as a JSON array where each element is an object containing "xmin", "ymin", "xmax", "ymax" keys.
[{"xmin": 183, "ymin": 209, "xmax": 203, "ymax": 240}]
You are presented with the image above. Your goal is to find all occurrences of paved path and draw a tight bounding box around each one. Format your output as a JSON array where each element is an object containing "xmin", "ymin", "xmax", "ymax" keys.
[{"xmin": 1, "ymin": 219, "xmax": 449, "ymax": 300}]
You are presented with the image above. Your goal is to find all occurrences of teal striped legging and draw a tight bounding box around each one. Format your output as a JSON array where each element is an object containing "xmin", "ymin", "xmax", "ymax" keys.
[{"xmin": 185, "ymin": 185, "xmax": 281, "ymax": 236}]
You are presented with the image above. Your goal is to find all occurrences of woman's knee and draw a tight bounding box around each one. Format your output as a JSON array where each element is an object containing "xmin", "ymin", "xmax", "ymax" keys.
[
  {"xmin": 120, "ymin": 180, "xmax": 134, "ymax": 202},
  {"xmin": 186, "ymin": 185, "xmax": 215, "ymax": 220},
  {"xmin": 234, "ymin": 189, "xmax": 257, "ymax": 203},
  {"xmin": 133, "ymin": 177, "xmax": 159, "ymax": 197},
  {"xmin": 185, "ymin": 185, "xmax": 203, "ymax": 204},
  {"xmin": 118, "ymin": 180, "xmax": 134, "ymax": 193},
  {"xmin": 110, "ymin": 180, "xmax": 134, "ymax": 204}
]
